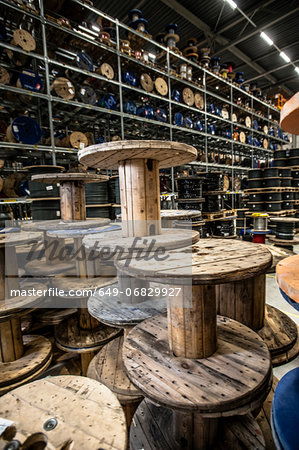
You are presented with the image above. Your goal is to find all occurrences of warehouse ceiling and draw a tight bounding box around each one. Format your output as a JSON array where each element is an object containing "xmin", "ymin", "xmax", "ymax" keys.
[{"xmin": 84, "ymin": 0, "xmax": 299, "ymax": 97}]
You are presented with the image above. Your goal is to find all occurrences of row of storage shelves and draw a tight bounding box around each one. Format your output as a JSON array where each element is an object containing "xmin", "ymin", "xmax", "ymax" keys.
[{"xmin": 0, "ymin": 0, "xmax": 292, "ymax": 176}]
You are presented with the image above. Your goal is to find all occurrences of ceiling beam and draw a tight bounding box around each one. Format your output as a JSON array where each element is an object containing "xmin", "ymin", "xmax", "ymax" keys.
[
  {"xmin": 196, "ymin": 0, "xmax": 276, "ymax": 46},
  {"xmin": 262, "ymin": 75, "xmax": 298, "ymax": 92},
  {"xmin": 159, "ymin": 0, "xmax": 277, "ymax": 84},
  {"xmin": 246, "ymin": 59, "xmax": 299, "ymax": 83},
  {"xmin": 215, "ymin": 7, "xmax": 299, "ymax": 55}
]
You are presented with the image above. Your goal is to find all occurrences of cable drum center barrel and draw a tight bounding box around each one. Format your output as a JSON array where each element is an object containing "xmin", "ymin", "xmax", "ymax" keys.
[
  {"xmin": 78, "ymin": 141, "xmax": 197, "ymax": 238},
  {"xmin": 252, "ymin": 213, "xmax": 269, "ymax": 231}
]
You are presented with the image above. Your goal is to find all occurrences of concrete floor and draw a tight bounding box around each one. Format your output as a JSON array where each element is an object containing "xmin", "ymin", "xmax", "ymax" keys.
[{"xmin": 266, "ymin": 274, "xmax": 299, "ymax": 380}]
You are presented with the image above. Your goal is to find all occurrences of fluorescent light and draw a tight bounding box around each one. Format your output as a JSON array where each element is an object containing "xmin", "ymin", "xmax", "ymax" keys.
[
  {"xmin": 92, "ymin": 25, "xmax": 100, "ymax": 32},
  {"xmin": 74, "ymin": 29, "xmax": 96, "ymax": 40},
  {"xmin": 225, "ymin": 0, "xmax": 237, "ymax": 10},
  {"xmin": 148, "ymin": 52, "xmax": 156, "ymax": 60},
  {"xmin": 280, "ymin": 52, "xmax": 291, "ymax": 63},
  {"xmin": 295, "ymin": 67, "xmax": 299, "ymax": 75},
  {"xmin": 260, "ymin": 32, "xmax": 273, "ymax": 46}
]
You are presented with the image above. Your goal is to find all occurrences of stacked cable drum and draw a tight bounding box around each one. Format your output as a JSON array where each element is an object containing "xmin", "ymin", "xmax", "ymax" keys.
[
  {"xmin": 27, "ymin": 166, "xmax": 62, "ymax": 220},
  {"xmin": 176, "ymin": 176, "xmax": 205, "ymax": 237},
  {"xmin": 85, "ymin": 179, "xmax": 110, "ymax": 218},
  {"xmin": 108, "ymin": 175, "xmax": 121, "ymax": 220},
  {"xmin": 245, "ymin": 163, "xmax": 297, "ymax": 218},
  {"xmin": 201, "ymin": 172, "xmax": 236, "ymax": 238}
]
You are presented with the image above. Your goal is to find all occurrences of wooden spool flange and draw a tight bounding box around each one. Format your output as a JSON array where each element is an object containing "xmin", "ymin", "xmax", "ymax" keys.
[
  {"xmin": 87, "ymin": 335, "xmax": 143, "ymax": 427},
  {"xmin": 0, "ymin": 232, "xmax": 52, "ymax": 394},
  {"xmin": 78, "ymin": 140, "xmax": 197, "ymax": 237},
  {"xmin": 0, "ymin": 376, "xmax": 127, "ymax": 449},
  {"xmin": 31, "ymin": 173, "xmax": 109, "ymax": 221},
  {"xmin": 116, "ymin": 238, "xmax": 272, "ymax": 359},
  {"xmin": 123, "ymin": 315, "xmax": 272, "ymax": 449},
  {"xmin": 130, "ymin": 399, "xmax": 266, "ymax": 450}
]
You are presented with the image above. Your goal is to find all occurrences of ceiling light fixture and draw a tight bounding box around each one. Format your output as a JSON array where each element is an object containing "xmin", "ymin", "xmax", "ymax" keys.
[
  {"xmin": 260, "ymin": 32, "xmax": 273, "ymax": 46},
  {"xmin": 295, "ymin": 67, "xmax": 299, "ymax": 75},
  {"xmin": 225, "ymin": 0, "xmax": 237, "ymax": 10},
  {"xmin": 280, "ymin": 52, "xmax": 291, "ymax": 63}
]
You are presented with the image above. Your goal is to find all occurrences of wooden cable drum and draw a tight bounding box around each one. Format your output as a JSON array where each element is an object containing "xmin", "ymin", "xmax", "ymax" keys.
[
  {"xmin": 0, "ymin": 376, "xmax": 127, "ymax": 449},
  {"xmin": 234, "ymin": 177, "xmax": 242, "ymax": 190},
  {"xmin": 13, "ymin": 29, "xmax": 36, "ymax": 51},
  {"xmin": 223, "ymin": 174, "xmax": 230, "ymax": 191},
  {"xmin": 239, "ymin": 131, "xmax": 246, "ymax": 143},
  {"xmin": 3, "ymin": 173, "xmax": 26, "ymax": 198},
  {"xmin": 263, "ymin": 138, "xmax": 269, "ymax": 149},
  {"xmin": 232, "ymin": 112, "xmax": 238, "ymax": 122},
  {"xmin": 130, "ymin": 399, "xmax": 266, "ymax": 450},
  {"xmin": 182, "ymin": 87, "xmax": 195, "ymax": 106},
  {"xmin": 140, "ymin": 73, "xmax": 154, "ymax": 92},
  {"xmin": 6, "ymin": 124, "xmax": 16, "ymax": 143},
  {"xmin": 0, "ymin": 65, "xmax": 10, "ymax": 84},
  {"xmin": 87, "ymin": 338, "xmax": 143, "ymax": 428},
  {"xmin": 51, "ymin": 77, "xmax": 75, "ymax": 100},
  {"xmin": 99, "ymin": 62, "xmax": 114, "ymax": 80},
  {"xmin": 63, "ymin": 131, "xmax": 88, "ymax": 149},
  {"xmin": 155, "ymin": 77, "xmax": 168, "ymax": 96},
  {"xmin": 245, "ymin": 116, "xmax": 251, "ymax": 128},
  {"xmin": 194, "ymin": 92, "xmax": 204, "ymax": 109}
]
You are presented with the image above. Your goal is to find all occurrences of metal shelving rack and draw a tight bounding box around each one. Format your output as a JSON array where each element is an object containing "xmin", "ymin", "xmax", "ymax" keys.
[{"xmin": 0, "ymin": 0, "xmax": 290, "ymax": 207}]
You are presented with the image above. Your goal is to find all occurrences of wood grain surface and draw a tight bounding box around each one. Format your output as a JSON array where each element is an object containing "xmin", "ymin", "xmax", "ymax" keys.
[
  {"xmin": 32, "ymin": 173, "xmax": 109, "ymax": 183},
  {"xmin": 0, "ymin": 335, "xmax": 52, "ymax": 393},
  {"xmin": 83, "ymin": 228, "xmax": 199, "ymax": 254},
  {"xmin": 88, "ymin": 286, "xmax": 167, "ymax": 326},
  {"xmin": 115, "ymin": 239, "xmax": 272, "ymax": 285},
  {"xmin": 55, "ymin": 315, "xmax": 120, "ymax": 352},
  {"xmin": 130, "ymin": 399, "xmax": 266, "ymax": 450},
  {"xmin": 123, "ymin": 315, "xmax": 272, "ymax": 415},
  {"xmin": 78, "ymin": 140, "xmax": 197, "ymax": 169},
  {"xmin": 0, "ymin": 376, "xmax": 127, "ymax": 449},
  {"xmin": 276, "ymin": 254, "xmax": 299, "ymax": 302}
]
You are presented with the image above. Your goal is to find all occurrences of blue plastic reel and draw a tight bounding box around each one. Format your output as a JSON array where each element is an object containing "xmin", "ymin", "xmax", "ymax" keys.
[
  {"xmin": 247, "ymin": 135, "xmax": 253, "ymax": 145},
  {"xmin": 100, "ymin": 94, "xmax": 117, "ymax": 110},
  {"xmin": 269, "ymin": 142, "xmax": 274, "ymax": 150},
  {"xmin": 195, "ymin": 120, "xmax": 204, "ymax": 132},
  {"xmin": 76, "ymin": 51, "xmax": 94, "ymax": 72},
  {"xmin": 215, "ymin": 106, "xmax": 222, "ymax": 117},
  {"xmin": 184, "ymin": 117, "xmax": 193, "ymax": 128},
  {"xmin": 128, "ymin": 9, "xmax": 143, "ymax": 20},
  {"xmin": 254, "ymin": 138, "xmax": 262, "ymax": 147},
  {"xmin": 208, "ymin": 103, "xmax": 215, "ymax": 114},
  {"xmin": 223, "ymin": 129, "xmax": 232, "ymax": 139},
  {"xmin": 125, "ymin": 101, "xmax": 137, "ymax": 115},
  {"xmin": 155, "ymin": 108, "xmax": 167, "ymax": 122},
  {"xmin": 277, "ymin": 129, "xmax": 283, "ymax": 139},
  {"xmin": 136, "ymin": 105, "xmax": 154, "ymax": 119},
  {"xmin": 210, "ymin": 57, "xmax": 220, "ymax": 68},
  {"xmin": 174, "ymin": 112, "xmax": 184, "ymax": 126},
  {"xmin": 165, "ymin": 23, "xmax": 178, "ymax": 33},
  {"xmin": 269, "ymin": 127, "xmax": 275, "ymax": 136},
  {"xmin": 172, "ymin": 89, "xmax": 181, "ymax": 102},
  {"xmin": 96, "ymin": 136, "xmax": 105, "ymax": 144},
  {"xmin": 19, "ymin": 69, "xmax": 42, "ymax": 92},
  {"xmin": 208, "ymin": 124, "xmax": 216, "ymax": 135},
  {"xmin": 18, "ymin": 179, "xmax": 30, "ymax": 197},
  {"xmin": 122, "ymin": 70, "xmax": 137, "ymax": 86},
  {"xmin": 11, "ymin": 116, "xmax": 41, "ymax": 145},
  {"xmin": 253, "ymin": 120, "xmax": 259, "ymax": 130},
  {"xmin": 235, "ymin": 72, "xmax": 244, "ymax": 84},
  {"xmin": 129, "ymin": 18, "xmax": 148, "ymax": 30}
]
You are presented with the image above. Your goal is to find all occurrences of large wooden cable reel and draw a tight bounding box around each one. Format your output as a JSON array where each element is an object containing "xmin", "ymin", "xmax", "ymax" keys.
[
  {"xmin": 51, "ymin": 77, "xmax": 75, "ymax": 100},
  {"xmin": 13, "ymin": 29, "xmax": 36, "ymax": 52},
  {"xmin": 140, "ymin": 73, "xmax": 154, "ymax": 92},
  {"xmin": 182, "ymin": 87, "xmax": 195, "ymax": 106},
  {"xmin": 0, "ymin": 66, "xmax": 10, "ymax": 84},
  {"xmin": 98, "ymin": 62, "xmax": 114, "ymax": 80},
  {"xmin": 61, "ymin": 131, "xmax": 88, "ymax": 149},
  {"xmin": 194, "ymin": 92, "xmax": 204, "ymax": 109},
  {"xmin": 154, "ymin": 77, "xmax": 168, "ymax": 96}
]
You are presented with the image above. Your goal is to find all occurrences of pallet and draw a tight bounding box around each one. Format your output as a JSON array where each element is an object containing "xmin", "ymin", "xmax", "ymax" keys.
[
  {"xmin": 202, "ymin": 210, "xmax": 235, "ymax": 220},
  {"xmin": 245, "ymin": 210, "xmax": 297, "ymax": 217},
  {"xmin": 245, "ymin": 187, "xmax": 299, "ymax": 193}
]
